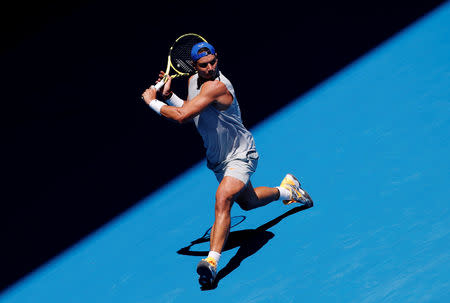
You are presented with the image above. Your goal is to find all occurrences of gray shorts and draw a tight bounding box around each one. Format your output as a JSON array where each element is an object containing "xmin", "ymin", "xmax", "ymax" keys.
[{"xmin": 210, "ymin": 151, "xmax": 259, "ymax": 185}]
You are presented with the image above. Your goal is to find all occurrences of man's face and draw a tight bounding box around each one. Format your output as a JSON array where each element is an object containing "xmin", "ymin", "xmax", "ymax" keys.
[{"xmin": 195, "ymin": 54, "xmax": 218, "ymax": 80}]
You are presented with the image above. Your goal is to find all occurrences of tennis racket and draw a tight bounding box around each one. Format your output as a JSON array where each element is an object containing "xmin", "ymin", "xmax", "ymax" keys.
[{"xmin": 153, "ymin": 33, "xmax": 208, "ymax": 91}]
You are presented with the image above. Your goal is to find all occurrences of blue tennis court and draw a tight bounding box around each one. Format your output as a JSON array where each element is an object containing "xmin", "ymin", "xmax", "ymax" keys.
[{"xmin": 1, "ymin": 2, "xmax": 449, "ymax": 302}]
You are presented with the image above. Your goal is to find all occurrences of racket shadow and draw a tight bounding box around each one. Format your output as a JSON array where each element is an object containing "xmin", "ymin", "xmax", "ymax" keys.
[{"xmin": 176, "ymin": 205, "xmax": 311, "ymax": 290}]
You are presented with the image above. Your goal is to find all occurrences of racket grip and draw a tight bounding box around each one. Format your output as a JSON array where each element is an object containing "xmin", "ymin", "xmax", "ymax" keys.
[{"xmin": 154, "ymin": 80, "xmax": 165, "ymax": 91}]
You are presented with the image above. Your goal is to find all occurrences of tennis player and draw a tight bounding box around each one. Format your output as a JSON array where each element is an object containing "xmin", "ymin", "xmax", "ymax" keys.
[{"xmin": 142, "ymin": 42, "xmax": 313, "ymax": 286}]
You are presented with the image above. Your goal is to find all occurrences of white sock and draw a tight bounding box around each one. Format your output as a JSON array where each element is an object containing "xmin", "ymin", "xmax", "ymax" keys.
[
  {"xmin": 208, "ymin": 251, "xmax": 221, "ymax": 265},
  {"xmin": 276, "ymin": 186, "xmax": 291, "ymax": 200}
]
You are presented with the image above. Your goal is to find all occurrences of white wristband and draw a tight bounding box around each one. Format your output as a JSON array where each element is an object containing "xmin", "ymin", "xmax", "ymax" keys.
[
  {"xmin": 167, "ymin": 93, "xmax": 184, "ymax": 107},
  {"xmin": 149, "ymin": 99, "xmax": 166, "ymax": 115}
]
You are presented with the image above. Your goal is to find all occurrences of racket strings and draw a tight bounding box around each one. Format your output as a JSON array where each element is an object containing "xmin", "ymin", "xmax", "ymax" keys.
[{"xmin": 170, "ymin": 35, "xmax": 205, "ymax": 74}]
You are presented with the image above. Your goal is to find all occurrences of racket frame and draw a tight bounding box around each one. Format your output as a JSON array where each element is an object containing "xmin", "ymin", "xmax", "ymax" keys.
[{"xmin": 154, "ymin": 33, "xmax": 207, "ymax": 91}]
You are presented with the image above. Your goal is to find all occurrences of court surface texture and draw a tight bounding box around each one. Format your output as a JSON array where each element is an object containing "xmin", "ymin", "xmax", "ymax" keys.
[{"xmin": 1, "ymin": 2, "xmax": 449, "ymax": 302}]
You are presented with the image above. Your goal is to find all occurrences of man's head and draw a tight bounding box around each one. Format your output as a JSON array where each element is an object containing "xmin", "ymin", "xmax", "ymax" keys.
[{"xmin": 191, "ymin": 42, "xmax": 218, "ymax": 80}]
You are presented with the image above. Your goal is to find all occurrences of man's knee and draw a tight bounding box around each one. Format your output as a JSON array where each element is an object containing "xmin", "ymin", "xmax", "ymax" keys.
[
  {"xmin": 215, "ymin": 176, "xmax": 247, "ymax": 214},
  {"xmin": 215, "ymin": 192, "xmax": 233, "ymax": 214}
]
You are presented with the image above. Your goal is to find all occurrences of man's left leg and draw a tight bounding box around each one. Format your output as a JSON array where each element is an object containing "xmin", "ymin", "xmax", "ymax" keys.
[{"xmin": 235, "ymin": 181, "xmax": 280, "ymax": 211}]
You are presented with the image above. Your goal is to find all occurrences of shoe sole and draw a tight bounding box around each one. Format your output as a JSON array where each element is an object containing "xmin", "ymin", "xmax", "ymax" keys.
[
  {"xmin": 197, "ymin": 261, "xmax": 216, "ymax": 286},
  {"xmin": 283, "ymin": 194, "xmax": 313, "ymax": 206},
  {"xmin": 302, "ymin": 189, "xmax": 314, "ymax": 207}
]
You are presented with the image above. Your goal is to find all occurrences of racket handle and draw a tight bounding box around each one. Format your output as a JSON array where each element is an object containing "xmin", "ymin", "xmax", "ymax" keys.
[{"xmin": 154, "ymin": 79, "xmax": 166, "ymax": 91}]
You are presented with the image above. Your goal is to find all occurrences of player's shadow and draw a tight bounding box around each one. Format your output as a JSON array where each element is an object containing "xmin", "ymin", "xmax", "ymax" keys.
[{"xmin": 177, "ymin": 205, "xmax": 310, "ymax": 290}]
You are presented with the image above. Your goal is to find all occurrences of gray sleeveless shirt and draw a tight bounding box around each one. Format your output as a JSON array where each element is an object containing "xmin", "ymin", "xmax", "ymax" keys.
[{"xmin": 188, "ymin": 71, "xmax": 258, "ymax": 169}]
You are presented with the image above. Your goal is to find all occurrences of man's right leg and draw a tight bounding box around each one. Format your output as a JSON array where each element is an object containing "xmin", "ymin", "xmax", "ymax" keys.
[{"xmin": 197, "ymin": 176, "xmax": 246, "ymax": 286}]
